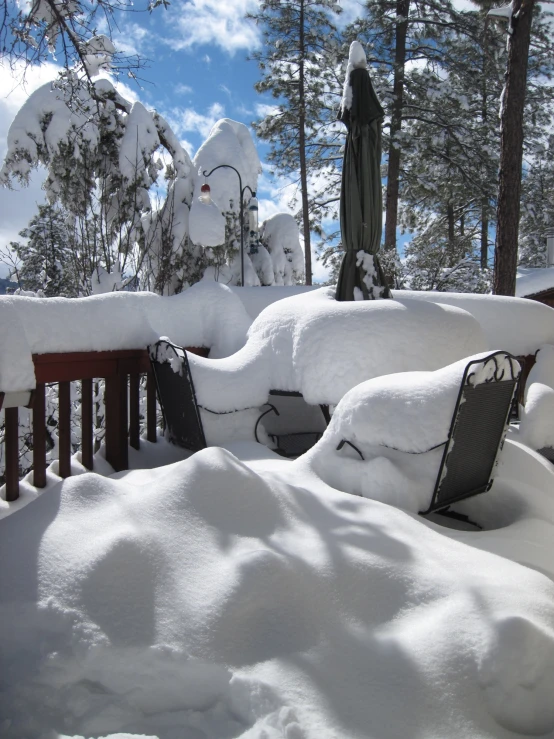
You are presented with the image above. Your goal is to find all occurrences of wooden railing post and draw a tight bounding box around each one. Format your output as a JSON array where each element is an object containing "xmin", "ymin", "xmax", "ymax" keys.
[
  {"xmin": 105, "ymin": 372, "xmax": 128, "ymax": 472},
  {"xmin": 58, "ymin": 381, "xmax": 71, "ymax": 478},
  {"xmin": 129, "ymin": 373, "xmax": 140, "ymax": 451},
  {"xmin": 33, "ymin": 383, "xmax": 46, "ymax": 488},
  {"xmin": 81, "ymin": 378, "xmax": 93, "ymax": 470},
  {"xmin": 5, "ymin": 407, "xmax": 19, "ymax": 501}
]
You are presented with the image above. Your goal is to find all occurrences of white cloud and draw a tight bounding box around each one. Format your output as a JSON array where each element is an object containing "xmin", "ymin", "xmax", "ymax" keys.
[
  {"xmin": 165, "ymin": 0, "xmax": 261, "ymax": 55},
  {"xmin": 110, "ymin": 21, "xmax": 152, "ymax": 57},
  {"xmin": 255, "ymin": 102, "xmax": 279, "ymax": 119},
  {"xmin": 166, "ymin": 102, "xmax": 226, "ymax": 139},
  {"xmin": 337, "ymin": 0, "xmax": 365, "ymax": 27},
  {"xmin": 175, "ymin": 83, "xmax": 193, "ymax": 95}
]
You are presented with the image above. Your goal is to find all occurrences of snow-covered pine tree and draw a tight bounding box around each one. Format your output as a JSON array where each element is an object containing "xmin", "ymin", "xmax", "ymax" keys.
[
  {"xmin": 519, "ymin": 135, "xmax": 554, "ymax": 267},
  {"xmin": 248, "ymin": 0, "xmax": 343, "ymax": 285},
  {"xmin": 0, "ymin": 0, "xmax": 158, "ymax": 81},
  {"xmin": 9, "ymin": 203, "xmax": 78, "ymax": 296},
  {"xmin": 395, "ymin": 6, "xmax": 505, "ymax": 287},
  {"xmin": 350, "ymin": 0, "xmax": 462, "ymax": 259}
]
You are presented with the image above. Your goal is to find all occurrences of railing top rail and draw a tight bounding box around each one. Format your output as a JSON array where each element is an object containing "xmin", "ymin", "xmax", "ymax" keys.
[{"xmin": 33, "ymin": 349, "xmax": 151, "ymax": 384}]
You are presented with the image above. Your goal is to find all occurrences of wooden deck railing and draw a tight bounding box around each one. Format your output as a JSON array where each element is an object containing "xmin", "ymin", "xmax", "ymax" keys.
[
  {"xmin": 0, "ymin": 348, "xmax": 536, "ymax": 503},
  {"xmin": 0, "ymin": 346, "xmax": 208, "ymax": 503}
]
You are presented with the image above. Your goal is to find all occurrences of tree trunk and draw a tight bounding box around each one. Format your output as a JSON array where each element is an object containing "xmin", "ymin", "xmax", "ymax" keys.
[
  {"xmin": 384, "ymin": 0, "xmax": 410, "ymax": 254},
  {"xmin": 493, "ymin": 0, "xmax": 535, "ymax": 295},
  {"xmin": 298, "ymin": 0, "xmax": 312, "ymax": 285},
  {"xmin": 481, "ymin": 198, "xmax": 489, "ymax": 269},
  {"xmin": 480, "ymin": 29, "xmax": 489, "ymax": 272}
]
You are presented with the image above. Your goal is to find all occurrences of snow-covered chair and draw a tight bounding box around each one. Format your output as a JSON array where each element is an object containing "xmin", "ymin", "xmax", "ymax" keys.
[
  {"xmin": 313, "ymin": 350, "xmax": 521, "ymax": 524},
  {"xmin": 149, "ymin": 339, "xmax": 207, "ymax": 452},
  {"xmin": 420, "ymin": 351, "xmax": 521, "ymax": 519}
]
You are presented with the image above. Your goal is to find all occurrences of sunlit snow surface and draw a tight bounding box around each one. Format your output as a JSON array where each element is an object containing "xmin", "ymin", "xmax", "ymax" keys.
[
  {"xmin": 1, "ymin": 285, "xmax": 554, "ymax": 737},
  {"xmin": 1, "ymin": 435, "xmax": 554, "ymax": 739}
]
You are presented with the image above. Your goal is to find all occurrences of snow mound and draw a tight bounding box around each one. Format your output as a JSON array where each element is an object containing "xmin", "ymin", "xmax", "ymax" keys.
[
  {"xmin": 519, "ymin": 345, "xmax": 554, "ymax": 450},
  {"xmin": 397, "ymin": 289, "xmax": 554, "ymax": 356},
  {"xmin": 1, "ymin": 446, "xmax": 554, "ymax": 737},
  {"xmin": 188, "ymin": 287, "xmax": 486, "ymax": 413},
  {"xmin": 259, "ymin": 213, "xmax": 305, "ymax": 285},
  {"xmin": 0, "ymin": 282, "xmax": 253, "ymax": 392},
  {"xmin": 479, "ymin": 615, "xmax": 554, "ymax": 735},
  {"xmin": 189, "ymin": 192, "xmax": 226, "ymax": 247},
  {"xmin": 340, "ymin": 40, "xmax": 367, "ymax": 113}
]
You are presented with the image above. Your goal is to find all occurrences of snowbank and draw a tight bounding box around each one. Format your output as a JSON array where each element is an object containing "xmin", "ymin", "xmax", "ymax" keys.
[
  {"xmin": 396, "ymin": 289, "xmax": 554, "ymax": 356},
  {"xmin": 0, "ymin": 283, "xmax": 252, "ymax": 392},
  {"xmin": 188, "ymin": 287, "xmax": 486, "ymax": 410},
  {"xmin": 519, "ymin": 345, "xmax": 554, "ymax": 450},
  {"xmin": 1, "ymin": 442, "xmax": 554, "ymax": 738}
]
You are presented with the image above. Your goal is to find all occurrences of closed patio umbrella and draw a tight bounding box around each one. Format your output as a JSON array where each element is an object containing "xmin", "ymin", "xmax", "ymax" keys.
[{"xmin": 335, "ymin": 41, "xmax": 391, "ymax": 301}]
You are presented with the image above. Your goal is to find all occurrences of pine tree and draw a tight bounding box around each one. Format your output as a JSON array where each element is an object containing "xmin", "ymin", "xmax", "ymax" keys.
[
  {"xmin": 518, "ymin": 136, "xmax": 554, "ymax": 267},
  {"xmin": 395, "ymin": 4, "xmax": 505, "ymax": 285},
  {"xmin": 351, "ymin": 0, "xmax": 462, "ymax": 260},
  {"xmin": 248, "ymin": 0, "xmax": 343, "ymax": 285},
  {"xmin": 10, "ymin": 204, "xmax": 77, "ymax": 296},
  {"xmin": 493, "ymin": 0, "xmax": 538, "ymax": 294}
]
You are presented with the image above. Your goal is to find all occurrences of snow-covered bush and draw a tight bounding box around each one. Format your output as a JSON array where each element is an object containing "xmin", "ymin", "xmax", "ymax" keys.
[{"xmin": 1, "ymin": 66, "xmax": 305, "ymax": 295}]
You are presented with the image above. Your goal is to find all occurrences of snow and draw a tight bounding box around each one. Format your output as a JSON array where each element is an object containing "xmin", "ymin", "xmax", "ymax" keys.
[
  {"xmin": 258, "ymin": 213, "xmax": 304, "ymax": 286},
  {"xmin": 189, "ymin": 190, "xmax": 226, "ymax": 247},
  {"xmin": 519, "ymin": 344, "xmax": 554, "ymax": 450},
  {"xmin": 2, "ymin": 282, "xmax": 554, "ymax": 737},
  {"xmin": 340, "ymin": 40, "xmax": 367, "ymax": 114},
  {"xmin": 1, "ymin": 434, "xmax": 554, "ymax": 738},
  {"xmin": 193, "ymin": 119, "xmax": 262, "ymax": 215},
  {"xmin": 187, "ymin": 288, "xmax": 486, "ymax": 413},
  {"xmin": 515, "ymin": 267, "xmax": 554, "ymax": 298},
  {"xmin": 487, "ymin": 4, "xmax": 514, "ymax": 22},
  {"xmin": 0, "ymin": 282, "xmax": 252, "ymax": 392},
  {"xmin": 396, "ymin": 288, "xmax": 554, "ymax": 356},
  {"xmin": 230, "ymin": 285, "xmax": 319, "ymax": 321}
]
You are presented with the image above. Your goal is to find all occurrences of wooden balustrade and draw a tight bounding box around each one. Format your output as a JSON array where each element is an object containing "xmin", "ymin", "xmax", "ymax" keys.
[
  {"xmin": 1, "ymin": 348, "xmax": 155, "ymax": 502},
  {"xmin": 0, "ymin": 346, "xmax": 531, "ymax": 503}
]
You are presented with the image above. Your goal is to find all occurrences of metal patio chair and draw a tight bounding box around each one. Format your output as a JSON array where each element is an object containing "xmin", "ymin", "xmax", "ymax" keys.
[
  {"xmin": 149, "ymin": 339, "xmax": 207, "ymax": 453},
  {"xmin": 419, "ymin": 351, "xmax": 521, "ymax": 522}
]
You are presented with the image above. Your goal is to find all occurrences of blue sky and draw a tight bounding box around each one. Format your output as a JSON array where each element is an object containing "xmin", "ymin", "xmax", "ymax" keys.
[{"xmin": 0, "ymin": 0, "xmax": 476, "ymax": 280}]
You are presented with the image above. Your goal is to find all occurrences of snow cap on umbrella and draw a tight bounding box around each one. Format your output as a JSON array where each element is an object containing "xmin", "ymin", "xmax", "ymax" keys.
[
  {"xmin": 340, "ymin": 41, "xmax": 368, "ymax": 115},
  {"xmin": 339, "ymin": 41, "xmax": 384, "ymax": 127}
]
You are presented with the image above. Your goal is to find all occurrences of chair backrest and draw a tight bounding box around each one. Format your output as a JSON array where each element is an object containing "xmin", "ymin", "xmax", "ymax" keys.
[
  {"xmin": 149, "ymin": 339, "xmax": 207, "ymax": 452},
  {"xmin": 422, "ymin": 351, "xmax": 521, "ymax": 515}
]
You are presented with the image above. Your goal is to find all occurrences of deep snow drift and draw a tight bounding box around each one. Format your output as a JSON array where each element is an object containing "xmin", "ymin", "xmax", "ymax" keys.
[
  {"xmin": 1, "ymin": 438, "xmax": 554, "ymax": 739},
  {"xmin": 1, "ymin": 283, "xmax": 554, "ymax": 737}
]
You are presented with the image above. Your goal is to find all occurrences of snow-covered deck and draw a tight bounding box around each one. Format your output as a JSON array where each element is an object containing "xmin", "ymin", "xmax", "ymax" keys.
[{"xmin": 1, "ymin": 285, "xmax": 554, "ymax": 737}]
